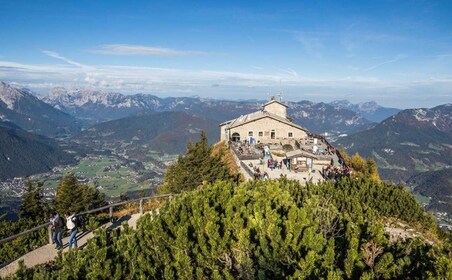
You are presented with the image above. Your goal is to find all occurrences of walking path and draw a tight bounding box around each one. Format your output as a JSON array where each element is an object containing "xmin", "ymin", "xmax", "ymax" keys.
[{"xmin": 0, "ymin": 211, "xmax": 149, "ymax": 278}]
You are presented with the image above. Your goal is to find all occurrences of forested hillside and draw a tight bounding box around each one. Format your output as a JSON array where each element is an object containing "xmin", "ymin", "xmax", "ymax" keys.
[
  {"xmin": 336, "ymin": 104, "xmax": 452, "ymax": 214},
  {"xmin": 13, "ymin": 177, "xmax": 452, "ymax": 279},
  {"xmin": 74, "ymin": 111, "xmax": 219, "ymax": 156},
  {"xmin": 0, "ymin": 127, "xmax": 76, "ymax": 180}
]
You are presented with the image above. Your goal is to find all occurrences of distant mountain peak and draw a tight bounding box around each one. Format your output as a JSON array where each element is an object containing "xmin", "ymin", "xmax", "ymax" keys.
[
  {"xmin": 0, "ymin": 81, "xmax": 27, "ymax": 110},
  {"xmin": 329, "ymin": 99, "xmax": 401, "ymax": 123},
  {"xmin": 357, "ymin": 101, "xmax": 379, "ymax": 113},
  {"xmin": 0, "ymin": 81, "xmax": 80, "ymax": 137},
  {"xmin": 388, "ymin": 104, "xmax": 452, "ymax": 133}
]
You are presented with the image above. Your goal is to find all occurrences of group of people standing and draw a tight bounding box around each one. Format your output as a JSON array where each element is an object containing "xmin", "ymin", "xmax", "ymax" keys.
[
  {"xmin": 267, "ymin": 158, "xmax": 282, "ymax": 170},
  {"xmin": 49, "ymin": 212, "xmax": 81, "ymax": 250}
]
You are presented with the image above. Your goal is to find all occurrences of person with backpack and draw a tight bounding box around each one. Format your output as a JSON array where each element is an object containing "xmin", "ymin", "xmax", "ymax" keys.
[
  {"xmin": 66, "ymin": 212, "xmax": 79, "ymax": 249},
  {"xmin": 50, "ymin": 212, "xmax": 64, "ymax": 249}
]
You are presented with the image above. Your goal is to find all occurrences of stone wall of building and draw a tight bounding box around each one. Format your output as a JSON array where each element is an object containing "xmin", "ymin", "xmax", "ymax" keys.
[
  {"xmin": 220, "ymin": 123, "xmax": 229, "ymax": 141},
  {"xmin": 263, "ymin": 102, "xmax": 287, "ymax": 119},
  {"xmin": 227, "ymin": 117, "xmax": 307, "ymax": 143}
]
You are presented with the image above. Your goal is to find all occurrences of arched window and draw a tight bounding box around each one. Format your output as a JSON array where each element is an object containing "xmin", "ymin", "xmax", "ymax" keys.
[{"xmin": 231, "ymin": 132, "xmax": 241, "ymax": 142}]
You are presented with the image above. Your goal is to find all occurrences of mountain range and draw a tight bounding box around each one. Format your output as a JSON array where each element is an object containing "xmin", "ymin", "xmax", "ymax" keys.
[
  {"xmin": 329, "ymin": 100, "xmax": 401, "ymax": 122},
  {"xmin": 2, "ymin": 81, "xmax": 449, "ymax": 213},
  {"xmin": 336, "ymin": 104, "xmax": 452, "ymax": 212},
  {"xmin": 39, "ymin": 87, "xmax": 377, "ymax": 135},
  {"xmin": 0, "ymin": 82, "xmax": 80, "ymax": 137}
]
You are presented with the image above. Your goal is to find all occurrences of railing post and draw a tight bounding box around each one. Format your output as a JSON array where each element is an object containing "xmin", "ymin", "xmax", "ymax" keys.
[
  {"xmin": 139, "ymin": 199, "xmax": 144, "ymax": 215},
  {"xmin": 109, "ymin": 206, "xmax": 114, "ymax": 222},
  {"xmin": 48, "ymin": 224, "xmax": 53, "ymax": 245},
  {"xmin": 0, "ymin": 194, "xmax": 175, "ymax": 246}
]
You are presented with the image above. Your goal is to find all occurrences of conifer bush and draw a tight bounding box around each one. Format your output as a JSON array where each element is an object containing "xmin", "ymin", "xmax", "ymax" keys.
[{"xmin": 13, "ymin": 178, "xmax": 452, "ymax": 279}]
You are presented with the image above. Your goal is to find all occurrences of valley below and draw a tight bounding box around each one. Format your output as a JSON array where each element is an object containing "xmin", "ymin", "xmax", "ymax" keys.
[{"xmin": 0, "ymin": 81, "xmax": 451, "ymax": 228}]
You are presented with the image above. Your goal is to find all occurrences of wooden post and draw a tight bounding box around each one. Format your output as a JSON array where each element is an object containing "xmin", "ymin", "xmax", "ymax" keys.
[
  {"xmin": 48, "ymin": 224, "xmax": 53, "ymax": 245},
  {"xmin": 109, "ymin": 206, "xmax": 114, "ymax": 223},
  {"xmin": 139, "ymin": 199, "xmax": 144, "ymax": 215}
]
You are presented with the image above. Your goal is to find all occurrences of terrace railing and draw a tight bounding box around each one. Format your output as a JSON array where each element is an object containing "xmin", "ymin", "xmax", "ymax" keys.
[{"xmin": 0, "ymin": 193, "xmax": 175, "ymax": 246}]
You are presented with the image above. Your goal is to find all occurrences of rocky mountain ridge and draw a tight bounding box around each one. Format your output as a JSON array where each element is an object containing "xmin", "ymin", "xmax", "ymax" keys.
[
  {"xmin": 40, "ymin": 86, "xmax": 378, "ymax": 135},
  {"xmin": 329, "ymin": 99, "xmax": 401, "ymax": 122},
  {"xmin": 0, "ymin": 82, "xmax": 81, "ymax": 137},
  {"xmin": 337, "ymin": 104, "xmax": 452, "ymax": 213}
]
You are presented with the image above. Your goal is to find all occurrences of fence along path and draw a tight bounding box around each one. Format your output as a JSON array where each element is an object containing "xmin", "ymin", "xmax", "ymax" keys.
[{"xmin": 0, "ymin": 194, "xmax": 174, "ymax": 278}]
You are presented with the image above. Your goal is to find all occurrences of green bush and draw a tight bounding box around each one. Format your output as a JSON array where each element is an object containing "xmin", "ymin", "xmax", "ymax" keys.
[{"xmin": 14, "ymin": 178, "xmax": 452, "ymax": 279}]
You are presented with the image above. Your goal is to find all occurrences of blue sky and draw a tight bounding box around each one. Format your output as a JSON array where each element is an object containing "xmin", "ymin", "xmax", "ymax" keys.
[{"xmin": 0, "ymin": 0, "xmax": 451, "ymax": 108}]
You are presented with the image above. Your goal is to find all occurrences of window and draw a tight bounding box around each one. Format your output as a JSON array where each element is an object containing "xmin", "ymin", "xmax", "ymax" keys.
[
  {"xmin": 288, "ymin": 132, "xmax": 293, "ymax": 138},
  {"xmin": 271, "ymin": 130, "xmax": 275, "ymax": 139},
  {"xmin": 258, "ymin": 131, "xmax": 263, "ymax": 137},
  {"xmin": 248, "ymin": 131, "xmax": 253, "ymax": 136}
]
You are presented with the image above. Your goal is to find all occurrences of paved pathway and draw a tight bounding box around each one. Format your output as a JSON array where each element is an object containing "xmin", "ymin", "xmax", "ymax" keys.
[
  {"xmin": 0, "ymin": 211, "xmax": 150, "ymax": 278},
  {"xmin": 242, "ymin": 157, "xmax": 325, "ymax": 184}
]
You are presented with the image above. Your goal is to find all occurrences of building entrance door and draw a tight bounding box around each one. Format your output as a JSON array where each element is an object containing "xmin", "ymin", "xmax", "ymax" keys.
[{"xmin": 231, "ymin": 132, "xmax": 241, "ymax": 142}]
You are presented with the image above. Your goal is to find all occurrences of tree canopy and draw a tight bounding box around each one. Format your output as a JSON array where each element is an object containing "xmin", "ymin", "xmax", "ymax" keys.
[
  {"xmin": 54, "ymin": 173, "xmax": 107, "ymax": 215},
  {"xmin": 340, "ymin": 148, "xmax": 380, "ymax": 182},
  {"xmin": 14, "ymin": 178, "xmax": 452, "ymax": 279},
  {"xmin": 159, "ymin": 131, "xmax": 240, "ymax": 194},
  {"xmin": 19, "ymin": 180, "xmax": 47, "ymax": 220}
]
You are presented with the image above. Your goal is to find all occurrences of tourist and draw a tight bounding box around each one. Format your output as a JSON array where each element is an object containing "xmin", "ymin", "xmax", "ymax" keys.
[
  {"xmin": 50, "ymin": 212, "xmax": 64, "ymax": 250},
  {"xmin": 66, "ymin": 212, "xmax": 79, "ymax": 249}
]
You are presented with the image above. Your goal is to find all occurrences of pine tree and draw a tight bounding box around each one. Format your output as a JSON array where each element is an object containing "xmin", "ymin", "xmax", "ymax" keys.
[
  {"xmin": 55, "ymin": 173, "xmax": 106, "ymax": 215},
  {"xmin": 20, "ymin": 180, "xmax": 47, "ymax": 220},
  {"xmin": 159, "ymin": 131, "xmax": 237, "ymax": 193}
]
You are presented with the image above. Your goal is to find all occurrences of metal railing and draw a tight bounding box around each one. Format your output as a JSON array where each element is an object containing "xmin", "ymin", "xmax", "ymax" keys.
[{"xmin": 0, "ymin": 193, "xmax": 175, "ymax": 245}]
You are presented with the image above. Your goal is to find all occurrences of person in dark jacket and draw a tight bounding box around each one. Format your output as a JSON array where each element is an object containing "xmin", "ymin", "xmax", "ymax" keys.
[{"xmin": 50, "ymin": 212, "xmax": 64, "ymax": 249}]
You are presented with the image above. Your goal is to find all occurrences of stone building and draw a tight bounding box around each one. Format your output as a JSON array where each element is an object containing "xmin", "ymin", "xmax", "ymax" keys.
[{"xmin": 219, "ymin": 98, "xmax": 308, "ymax": 144}]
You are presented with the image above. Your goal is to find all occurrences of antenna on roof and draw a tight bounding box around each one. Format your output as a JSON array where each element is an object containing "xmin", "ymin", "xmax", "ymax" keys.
[{"xmin": 278, "ymin": 80, "xmax": 283, "ymax": 102}]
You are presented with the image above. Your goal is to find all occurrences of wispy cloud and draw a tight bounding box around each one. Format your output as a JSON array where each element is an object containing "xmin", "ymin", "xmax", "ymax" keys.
[
  {"xmin": 295, "ymin": 34, "xmax": 325, "ymax": 58},
  {"xmin": 1, "ymin": 58, "xmax": 451, "ymax": 108},
  {"xmin": 42, "ymin": 50, "xmax": 88, "ymax": 68},
  {"xmin": 363, "ymin": 54, "xmax": 407, "ymax": 72},
  {"xmin": 277, "ymin": 68, "xmax": 298, "ymax": 78},
  {"xmin": 92, "ymin": 44, "xmax": 209, "ymax": 57}
]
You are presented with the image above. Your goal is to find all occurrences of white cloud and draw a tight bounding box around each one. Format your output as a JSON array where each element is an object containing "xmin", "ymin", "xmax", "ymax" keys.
[
  {"xmin": 92, "ymin": 44, "xmax": 209, "ymax": 57},
  {"xmin": 0, "ymin": 58, "xmax": 451, "ymax": 108},
  {"xmin": 42, "ymin": 50, "xmax": 89, "ymax": 68}
]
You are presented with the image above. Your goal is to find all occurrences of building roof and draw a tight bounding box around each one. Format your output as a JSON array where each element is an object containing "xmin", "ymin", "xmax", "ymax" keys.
[
  {"xmin": 262, "ymin": 99, "xmax": 288, "ymax": 108},
  {"xmin": 286, "ymin": 149, "xmax": 318, "ymax": 159},
  {"xmin": 220, "ymin": 110, "xmax": 307, "ymax": 132}
]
